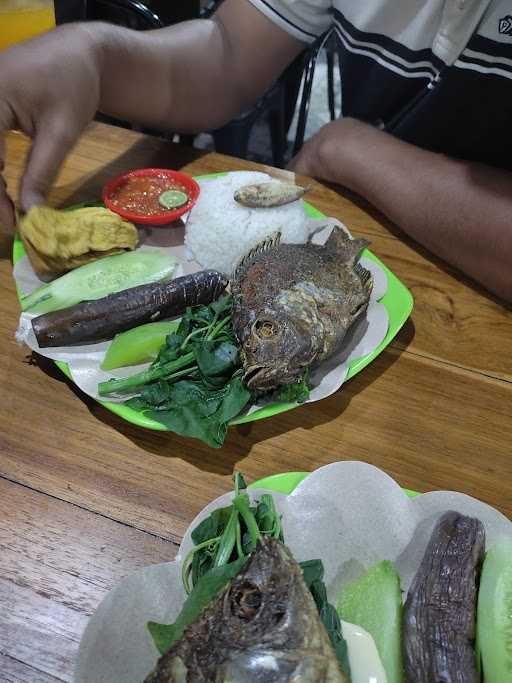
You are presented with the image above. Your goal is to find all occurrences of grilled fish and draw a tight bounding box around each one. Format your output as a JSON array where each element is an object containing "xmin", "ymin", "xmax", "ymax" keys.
[
  {"xmin": 231, "ymin": 228, "xmax": 372, "ymax": 392},
  {"xmin": 234, "ymin": 181, "xmax": 309, "ymax": 208},
  {"xmin": 145, "ymin": 537, "xmax": 346, "ymax": 682}
]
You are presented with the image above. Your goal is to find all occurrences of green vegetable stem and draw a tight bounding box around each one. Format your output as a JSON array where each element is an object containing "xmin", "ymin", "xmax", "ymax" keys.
[
  {"xmin": 98, "ymin": 296, "xmax": 251, "ymax": 448},
  {"xmin": 180, "ymin": 471, "xmax": 266, "ymax": 594}
]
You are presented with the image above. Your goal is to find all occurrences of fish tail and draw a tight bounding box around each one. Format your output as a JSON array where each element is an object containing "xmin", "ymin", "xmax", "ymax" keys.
[{"xmin": 326, "ymin": 227, "xmax": 370, "ymax": 263}]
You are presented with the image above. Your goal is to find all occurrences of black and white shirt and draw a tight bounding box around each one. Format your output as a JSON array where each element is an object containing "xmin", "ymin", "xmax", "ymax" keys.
[{"xmin": 249, "ymin": 0, "xmax": 512, "ymax": 169}]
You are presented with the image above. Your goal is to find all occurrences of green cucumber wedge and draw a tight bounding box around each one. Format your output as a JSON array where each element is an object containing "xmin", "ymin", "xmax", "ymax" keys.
[
  {"xmin": 101, "ymin": 320, "xmax": 179, "ymax": 370},
  {"xmin": 21, "ymin": 248, "xmax": 175, "ymax": 314},
  {"xmin": 336, "ymin": 560, "xmax": 404, "ymax": 683},
  {"xmin": 476, "ymin": 539, "xmax": 512, "ymax": 682}
]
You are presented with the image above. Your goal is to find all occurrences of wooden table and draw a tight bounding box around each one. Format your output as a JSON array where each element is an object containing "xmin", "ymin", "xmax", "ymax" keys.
[{"xmin": 1, "ymin": 123, "xmax": 511, "ymax": 681}]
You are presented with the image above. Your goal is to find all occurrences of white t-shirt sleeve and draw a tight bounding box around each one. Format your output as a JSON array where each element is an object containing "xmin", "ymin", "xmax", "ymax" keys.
[{"xmin": 248, "ymin": 0, "xmax": 333, "ymax": 43}]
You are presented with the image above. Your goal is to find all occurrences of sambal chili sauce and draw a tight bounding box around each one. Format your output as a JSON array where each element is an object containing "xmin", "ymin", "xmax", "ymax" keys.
[{"xmin": 108, "ymin": 174, "xmax": 189, "ymax": 216}]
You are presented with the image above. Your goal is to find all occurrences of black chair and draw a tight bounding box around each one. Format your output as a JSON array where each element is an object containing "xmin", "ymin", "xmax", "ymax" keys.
[
  {"xmin": 208, "ymin": 51, "xmax": 308, "ymax": 168},
  {"xmin": 54, "ymin": 0, "xmax": 86, "ymax": 23},
  {"xmin": 201, "ymin": 0, "xmax": 307, "ymax": 167},
  {"xmin": 325, "ymin": 31, "xmax": 342, "ymax": 123},
  {"xmin": 292, "ymin": 27, "xmax": 340, "ymax": 157},
  {"xmin": 144, "ymin": 0, "xmax": 200, "ymax": 25},
  {"xmin": 85, "ymin": 0, "xmax": 163, "ymax": 28}
]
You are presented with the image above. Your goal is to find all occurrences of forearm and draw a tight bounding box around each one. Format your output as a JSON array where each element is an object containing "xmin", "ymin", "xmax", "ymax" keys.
[
  {"xmin": 315, "ymin": 120, "xmax": 512, "ymax": 301},
  {"xmin": 82, "ymin": 2, "xmax": 301, "ymax": 134}
]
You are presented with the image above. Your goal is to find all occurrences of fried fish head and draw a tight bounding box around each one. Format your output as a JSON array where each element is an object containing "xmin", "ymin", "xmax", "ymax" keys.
[
  {"xmin": 146, "ymin": 538, "xmax": 347, "ymax": 683},
  {"xmin": 241, "ymin": 307, "xmax": 320, "ymax": 392}
]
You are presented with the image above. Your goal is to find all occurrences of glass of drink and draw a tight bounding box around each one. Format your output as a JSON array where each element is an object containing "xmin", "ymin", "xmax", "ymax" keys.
[{"xmin": 0, "ymin": 0, "xmax": 56, "ymax": 52}]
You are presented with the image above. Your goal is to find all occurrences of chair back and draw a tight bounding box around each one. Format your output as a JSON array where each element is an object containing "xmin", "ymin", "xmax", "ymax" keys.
[
  {"xmin": 292, "ymin": 27, "xmax": 340, "ymax": 156},
  {"xmin": 54, "ymin": 0, "xmax": 86, "ymax": 23},
  {"xmin": 86, "ymin": 0, "xmax": 163, "ymax": 29}
]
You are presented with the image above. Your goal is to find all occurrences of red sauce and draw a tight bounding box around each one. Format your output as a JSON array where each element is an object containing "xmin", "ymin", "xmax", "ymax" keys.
[{"xmin": 109, "ymin": 173, "xmax": 188, "ymax": 216}]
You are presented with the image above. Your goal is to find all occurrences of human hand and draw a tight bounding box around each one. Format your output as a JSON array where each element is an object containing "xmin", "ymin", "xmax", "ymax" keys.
[
  {"xmin": 0, "ymin": 25, "xmax": 101, "ymax": 233},
  {"xmin": 287, "ymin": 117, "xmax": 375, "ymax": 183}
]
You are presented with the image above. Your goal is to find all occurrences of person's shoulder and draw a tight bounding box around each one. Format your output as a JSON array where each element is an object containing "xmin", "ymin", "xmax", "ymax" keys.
[{"xmin": 246, "ymin": 0, "xmax": 333, "ymax": 44}]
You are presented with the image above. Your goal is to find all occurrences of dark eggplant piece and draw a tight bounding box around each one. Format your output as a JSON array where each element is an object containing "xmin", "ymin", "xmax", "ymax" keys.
[
  {"xmin": 403, "ymin": 511, "xmax": 485, "ymax": 683},
  {"xmin": 32, "ymin": 270, "xmax": 228, "ymax": 348}
]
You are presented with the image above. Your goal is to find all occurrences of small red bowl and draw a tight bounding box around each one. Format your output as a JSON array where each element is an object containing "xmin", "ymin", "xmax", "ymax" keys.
[{"xmin": 102, "ymin": 168, "xmax": 200, "ymax": 226}]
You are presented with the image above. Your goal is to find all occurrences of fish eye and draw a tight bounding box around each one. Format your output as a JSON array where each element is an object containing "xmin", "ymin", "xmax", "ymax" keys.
[
  {"xmin": 253, "ymin": 319, "xmax": 280, "ymax": 339},
  {"xmin": 229, "ymin": 580, "xmax": 262, "ymax": 621}
]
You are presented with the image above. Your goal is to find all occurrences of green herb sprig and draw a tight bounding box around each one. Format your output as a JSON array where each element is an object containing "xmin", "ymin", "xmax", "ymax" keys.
[
  {"xmin": 147, "ymin": 472, "xmax": 283, "ymax": 654},
  {"xmin": 181, "ymin": 472, "xmax": 282, "ymax": 594},
  {"xmin": 98, "ymin": 296, "xmax": 251, "ymax": 448}
]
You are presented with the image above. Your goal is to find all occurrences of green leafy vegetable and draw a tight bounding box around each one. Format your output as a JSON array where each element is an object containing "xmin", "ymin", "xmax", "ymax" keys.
[
  {"xmin": 147, "ymin": 558, "xmax": 246, "ymax": 655},
  {"xmin": 140, "ymin": 375, "xmax": 250, "ymax": 449},
  {"xmin": 195, "ymin": 340, "xmax": 240, "ymax": 384},
  {"xmin": 300, "ymin": 558, "xmax": 325, "ymax": 588},
  {"xmin": 300, "ymin": 559, "xmax": 351, "ymax": 679},
  {"xmin": 21, "ymin": 248, "xmax": 175, "ymax": 314},
  {"xmin": 180, "ymin": 472, "xmax": 275, "ymax": 593},
  {"xmin": 98, "ymin": 296, "xmax": 251, "ymax": 448},
  {"xmin": 254, "ymin": 494, "xmax": 282, "ymax": 540},
  {"xmin": 276, "ymin": 368, "xmax": 310, "ymax": 403}
]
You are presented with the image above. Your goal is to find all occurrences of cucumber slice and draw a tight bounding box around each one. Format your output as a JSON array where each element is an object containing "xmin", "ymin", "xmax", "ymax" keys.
[
  {"xmin": 341, "ymin": 620, "xmax": 388, "ymax": 683},
  {"xmin": 336, "ymin": 561, "xmax": 403, "ymax": 683},
  {"xmin": 476, "ymin": 539, "xmax": 512, "ymax": 682},
  {"xmin": 101, "ymin": 321, "xmax": 179, "ymax": 370},
  {"xmin": 22, "ymin": 248, "xmax": 175, "ymax": 314}
]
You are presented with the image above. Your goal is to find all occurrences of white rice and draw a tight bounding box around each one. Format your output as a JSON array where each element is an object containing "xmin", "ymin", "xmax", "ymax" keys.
[{"xmin": 184, "ymin": 171, "xmax": 309, "ymax": 276}]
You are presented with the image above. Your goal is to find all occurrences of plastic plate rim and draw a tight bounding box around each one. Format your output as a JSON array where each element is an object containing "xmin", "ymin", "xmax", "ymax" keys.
[{"xmin": 249, "ymin": 470, "xmax": 420, "ymax": 497}]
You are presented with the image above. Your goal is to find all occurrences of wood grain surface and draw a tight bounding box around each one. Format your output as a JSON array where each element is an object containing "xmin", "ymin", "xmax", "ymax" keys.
[{"xmin": 1, "ymin": 123, "xmax": 511, "ymax": 681}]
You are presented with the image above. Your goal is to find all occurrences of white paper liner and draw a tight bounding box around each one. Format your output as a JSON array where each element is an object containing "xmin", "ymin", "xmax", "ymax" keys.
[
  {"xmin": 14, "ymin": 218, "xmax": 390, "ymax": 411},
  {"xmin": 75, "ymin": 461, "xmax": 512, "ymax": 682}
]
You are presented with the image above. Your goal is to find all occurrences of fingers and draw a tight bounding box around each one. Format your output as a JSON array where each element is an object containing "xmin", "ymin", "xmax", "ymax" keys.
[
  {"xmin": 286, "ymin": 155, "xmax": 299, "ymax": 171},
  {"xmin": 19, "ymin": 116, "xmax": 78, "ymax": 213},
  {"xmin": 0, "ymin": 133, "xmax": 16, "ymax": 234},
  {"xmin": 0, "ymin": 172, "xmax": 15, "ymax": 234},
  {"xmin": 286, "ymin": 151, "xmax": 307, "ymax": 175}
]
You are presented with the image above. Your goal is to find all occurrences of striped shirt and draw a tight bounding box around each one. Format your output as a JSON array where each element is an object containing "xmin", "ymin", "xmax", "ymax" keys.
[{"xmin": 249, "ymin": 0, "xmax": 512, "ymax": 169}]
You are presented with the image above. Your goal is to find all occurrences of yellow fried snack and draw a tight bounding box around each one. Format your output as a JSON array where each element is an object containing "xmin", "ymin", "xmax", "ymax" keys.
[{"xmin": 19, "ymin": 206, "xmax": 139, "ymax": 280}]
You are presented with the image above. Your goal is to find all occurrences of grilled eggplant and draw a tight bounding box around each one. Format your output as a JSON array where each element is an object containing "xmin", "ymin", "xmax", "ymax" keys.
[
  {"xmin": 32, "ymin": 270, "xmax": 228, "ymax": 347},
  {"xmin": 403, "ymin": 511, "xmax": 485, "ymax": 683}
]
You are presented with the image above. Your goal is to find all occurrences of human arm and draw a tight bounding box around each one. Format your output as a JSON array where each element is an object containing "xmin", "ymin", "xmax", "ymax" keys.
[
  {"xmin": 0, "ymin": 0, "xmax": 303, "ymax": 232},
  {"xmin": 289, "ymin": 118, "xmax": 512, "ymax": 302}
]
